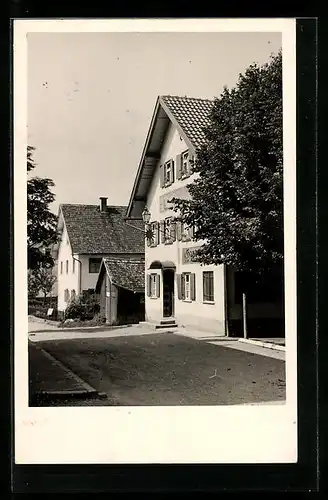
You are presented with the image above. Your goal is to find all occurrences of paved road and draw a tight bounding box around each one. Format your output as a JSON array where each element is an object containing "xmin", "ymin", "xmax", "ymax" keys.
[{"xmin": 32, "ymin": 332, "xmax": 286, "ymax": 406}]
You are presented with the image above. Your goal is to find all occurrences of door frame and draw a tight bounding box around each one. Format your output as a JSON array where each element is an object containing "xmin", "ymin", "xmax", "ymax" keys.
[{"xmin": 162, "ymin": 268, "xmax": 175, "ymax": 318}]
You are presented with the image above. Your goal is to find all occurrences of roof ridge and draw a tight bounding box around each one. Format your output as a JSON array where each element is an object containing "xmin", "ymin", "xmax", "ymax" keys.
[
  {"xmin": 60, "ymin": 203, "xmax": 128, "ymax": 208},
  {"xmin": 161, "ymin": 94, "xmax": 214, "ymax": 103}
]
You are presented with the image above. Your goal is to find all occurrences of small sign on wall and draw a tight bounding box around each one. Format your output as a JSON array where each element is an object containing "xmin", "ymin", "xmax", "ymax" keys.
[
  {"xmin": 182, "ymin": 246, "xmax": 200, "ymax": 264},
  {"xmin": 106, "ymin": 291, "xmax": 110, "ymax": 297},
  {"xmin": 47, "ymin": 308, "xmax": 54, "ymax": 316}
]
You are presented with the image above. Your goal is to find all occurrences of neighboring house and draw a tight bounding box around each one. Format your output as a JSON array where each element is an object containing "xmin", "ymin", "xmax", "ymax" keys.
[
  {"xmin": 95, "ymin": 258, "xmax": 145, "ymax": 325},
  {"xmin": 126, "ymin": 95, "xmax": 284, "ymax": 336},
  {"xmin": 55, "ymin": 197, "xmax": 144, "ymax": 315}
]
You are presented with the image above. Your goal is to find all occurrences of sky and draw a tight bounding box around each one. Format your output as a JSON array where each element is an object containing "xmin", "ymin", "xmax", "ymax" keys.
[{"xmin": 27, "ymin": 31, "xmax": 282, "ymax": 214}]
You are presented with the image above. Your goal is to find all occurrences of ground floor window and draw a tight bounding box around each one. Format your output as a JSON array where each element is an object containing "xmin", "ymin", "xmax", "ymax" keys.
[
  {"xmin": 147, "ymin": 273, "xmax": 160, "ymax": 298},
  {"xmin": 203, "ymin": 271, "xmax": 214, "ymax": 302},
  {"xmin": 177, "ymin": 273, "xmax": 196, "ymax": 301},
  {"xmin": 64, "ymin": 288, "xmax": 70, "ymax": 302}
]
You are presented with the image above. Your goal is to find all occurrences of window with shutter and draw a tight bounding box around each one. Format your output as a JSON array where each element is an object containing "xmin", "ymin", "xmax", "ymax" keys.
[
  {"xmin": 164, "ymin": 217, "xmax": 171, "ymax": 243},
  {"xmin": 181, "ymin": 150, "xmax": 190, "ymax": 177},
  {"xmin": 163, "ymin": 159, "xmax": 174, "ymax": 186}
]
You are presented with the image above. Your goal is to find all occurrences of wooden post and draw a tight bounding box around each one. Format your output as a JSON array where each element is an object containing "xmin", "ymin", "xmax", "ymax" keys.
[{"xmin": 242, "ymin": 292, "xmax": 248, "ymax": 339}]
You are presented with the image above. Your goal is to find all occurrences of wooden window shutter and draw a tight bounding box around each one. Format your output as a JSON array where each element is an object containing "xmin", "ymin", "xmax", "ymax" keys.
[
  {"xmin": 189, "ymin": 155, "xmax": 195, "ymax": 175},
  {"xmin": 177, "ymin": 274, "xmax": 182, "ymax": 300},
  {"xmin": 160, "ymin": 220, "xmax": 165, "ymax": 243},
  {"xmin": 176, "ymin": 154, "xmax": 182, "ymax": 180},
  {"xmin": 170, "ymin": 220, "xmax": 176, "ymax": 243},
  {"xmin": 156, "ymin": 274, "xmax": 160, "ymax": 298},
  {"xmin": 146, "ymin": 224, "xmax": 151, "ymax": 247},
  {"xmin": 154, "ymin": 222, "xmax": 159, "ymax": 246},
  {"xmin": 160, "ymin": 164, "xmax": 165, "ymax": 187},
  {"xmin": 146, "ymin": 275, "xmax": 151, "ymax": 297},
  {"xmin": 181, "ymin": 274, "xmax": 186, "ymax": 300},
  {"xmin": 176, "ymin": 221, "xmax": 182, "ymax": 241},
  {"xmin": 190, "ymin": 273, "xmax": 196, "ymax": 301},
  {"xmin": 171, "ymin": 160, "xmax": 175, "ymax": 184}
]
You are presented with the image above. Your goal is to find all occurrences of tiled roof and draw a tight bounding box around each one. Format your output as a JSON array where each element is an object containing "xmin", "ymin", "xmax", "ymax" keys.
[
  {"xmin": 60, "ymin": 204, "xmax": 144, "ymax": 254},
  {"xmin": 160, "ymin": 95, "xmax": 214, "ymax": 148},
  {"xmin": 104, "ymin": 258, "xmax": 145, "ymax": 293}
]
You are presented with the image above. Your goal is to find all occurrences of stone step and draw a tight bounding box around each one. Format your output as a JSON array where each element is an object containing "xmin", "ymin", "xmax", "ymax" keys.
[{"xmin": 155, "ymin": 322, "xmax": 178, "ymax": 330}]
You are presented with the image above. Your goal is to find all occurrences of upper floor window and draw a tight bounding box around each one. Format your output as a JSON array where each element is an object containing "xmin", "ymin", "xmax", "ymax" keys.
[
  {"xmin": 66, "ymin": 260, "xmax": 69, "ymax": 274},
  {"xmin": 89, "ymin": 257, "xmax": 102, "ymax": 273},
  {"xmin": 60, "ymin": 261, "xmax": 63, "ymax": 274},
  {"xmin": 160, "ymin": 159, "xmax": 175, "ymax": 188},
  {"xmin": 181, "ymin": 151, "xmax": 189, "ymax": 177},
  {"xmin": 72, "ymin": 259, "xmax": 75, "ymax": 273},
  {"xmin": 177, "ymin": 150, "xmax": 194, "ymax": 180},
  {"xmin": 164, "ymin": 217, "xmax": 171, "ymax": 242}
]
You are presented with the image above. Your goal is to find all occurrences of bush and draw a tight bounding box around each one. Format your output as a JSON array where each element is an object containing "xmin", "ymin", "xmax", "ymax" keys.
[{"xmin": 64, "ymin": 296, "xmax": 100, "ymax": 321}]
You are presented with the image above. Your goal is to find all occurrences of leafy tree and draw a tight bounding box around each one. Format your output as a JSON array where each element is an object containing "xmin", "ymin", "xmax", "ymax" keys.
[
  {"xmin": 28, "ymin": 266, "xmax": 57, "ymax": 303},
  {"xmin": 27, "ymin": 146, "xmax": 58, "ymax": 269},
  {"xmin": 172, "ymin": 51, "xmax": 283, "ymax": 286},
  {"xmin": 27, "ymin": 270, "xmax": 41, "ymax": 298}
]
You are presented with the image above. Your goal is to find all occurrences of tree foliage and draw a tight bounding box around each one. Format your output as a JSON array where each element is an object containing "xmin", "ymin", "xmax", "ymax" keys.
[
  {"xmin": 27, "ymin": 146, "xmax": 58, "ymax": 269},
  {"xmin": 172, "ymin": 51, "xmax": 283, "ymax": 278},
  {"xmin": 28, "ymin": 266, "xmax": 57, "ymax": 301}
]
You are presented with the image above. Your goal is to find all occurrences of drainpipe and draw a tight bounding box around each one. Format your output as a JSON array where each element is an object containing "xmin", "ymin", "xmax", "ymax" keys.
[{"xmin": 72, "ymin": 254, "xmax": 83, "ymax": 297}]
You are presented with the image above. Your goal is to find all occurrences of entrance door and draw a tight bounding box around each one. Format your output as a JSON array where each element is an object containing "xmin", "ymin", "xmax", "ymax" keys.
[{"xmin": 162, "ymin": 269, "xmax": 175, "ymax": 317}]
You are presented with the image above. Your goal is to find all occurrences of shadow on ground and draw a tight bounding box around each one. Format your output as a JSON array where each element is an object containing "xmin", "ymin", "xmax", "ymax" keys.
[{"xmin": 30, "ymin": 332, "xmax": 286, "ymax": 407}]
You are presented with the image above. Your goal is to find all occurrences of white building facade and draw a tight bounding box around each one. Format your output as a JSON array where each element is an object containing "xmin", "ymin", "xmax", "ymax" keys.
[
  {"xmin": 127, "ymin": 95, "xmax": 228, "ymax": 335},
  {"xmin": 56, "ymin": 200, "xmax": 144, "ymax": 315}
]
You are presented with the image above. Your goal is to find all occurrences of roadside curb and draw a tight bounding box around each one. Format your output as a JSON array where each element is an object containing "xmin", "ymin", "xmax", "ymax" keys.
[
  {"xmin": 238, "ymin": 338, "xmax": 285, "ymax": 352},
  {"xmin": 29, "ymin": 324, "xmax": 134, "ymax": 334},
  {"xmin": 36, "ymin": 347, "xmax": 99, "ymax": 397}
]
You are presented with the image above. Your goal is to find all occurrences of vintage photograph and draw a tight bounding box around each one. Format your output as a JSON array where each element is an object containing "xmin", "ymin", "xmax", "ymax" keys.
[{"xmin": 26, "ymin": 29, "xmax": 287, "ymax": 408}]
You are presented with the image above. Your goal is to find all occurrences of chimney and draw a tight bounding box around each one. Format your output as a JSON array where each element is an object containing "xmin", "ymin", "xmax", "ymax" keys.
[{"xmin": 99, "ymin": 197, "xmax": 108, "ymax": 212}]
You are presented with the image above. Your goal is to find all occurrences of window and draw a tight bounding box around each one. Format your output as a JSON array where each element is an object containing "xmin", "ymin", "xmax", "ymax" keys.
[
  {"xmin": 184, "ymin": 273, "xmax": 191, "ymax": 300},
  {"xmin": 182, "ymin": 222, "xmax": 192, "ymax": 241},
  {"xmin": 89, "ymin": 257, "xmax": 102, "ymax": 273},
  {"xmin": 64, "ymin": 288, "xmax": 70, "ymax": 302},
  {"xmin": 147, "ymin": 273, "xmax": 160, "ymax": 298},
  {"xmin": 177, "ymin": 273, "xmax": 196, "ymax": 301},
  {"xmin": 71, "ymin": 289, "xmax": 76, "ymax": 301},
  {"xmin": 181, "ymin": 150, "xmax": 189, "ymax": 177},
  {"xmin": 60, "ymin": 261, "xmax": 63, "ymax": 274},
  {"xmin": 164, "ymin": 159, "xmax": 174, "ymax": 186},
  {"xmin": 164, "ymin": 217, "xmax": 171, "ymax": 242},
  {"xmin": 150, "ymin": 221, "xmax": 159, "ymax": 247},
  {"xmin": 203, "ymin": 271, "xmax": 214, "ymax": 302},
  {"xmin": 72, "ymin": 259, "xmax": 75, "ymax": 273},
  {"xmin": 66, "ymin": 260, "xmax": 69, "ymax": 274}
]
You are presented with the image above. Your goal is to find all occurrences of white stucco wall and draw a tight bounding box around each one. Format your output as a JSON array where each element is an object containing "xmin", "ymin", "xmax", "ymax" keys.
[
  {"xmin": 145, "ymin": 123, "xmax": 226, "ymax": 334},
  {"xmin": 57, "ymin": 224, "xmax": 80, "ymax": 312},
  {"xmin": 79, "ymin": 253, "xmax": 144, "ymax": 292}
]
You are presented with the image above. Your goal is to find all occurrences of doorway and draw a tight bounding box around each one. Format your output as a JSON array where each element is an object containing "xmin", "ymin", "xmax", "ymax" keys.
[{"xmin": 162, "ymin": 269, "xmax": 175, "ymax": 317}]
